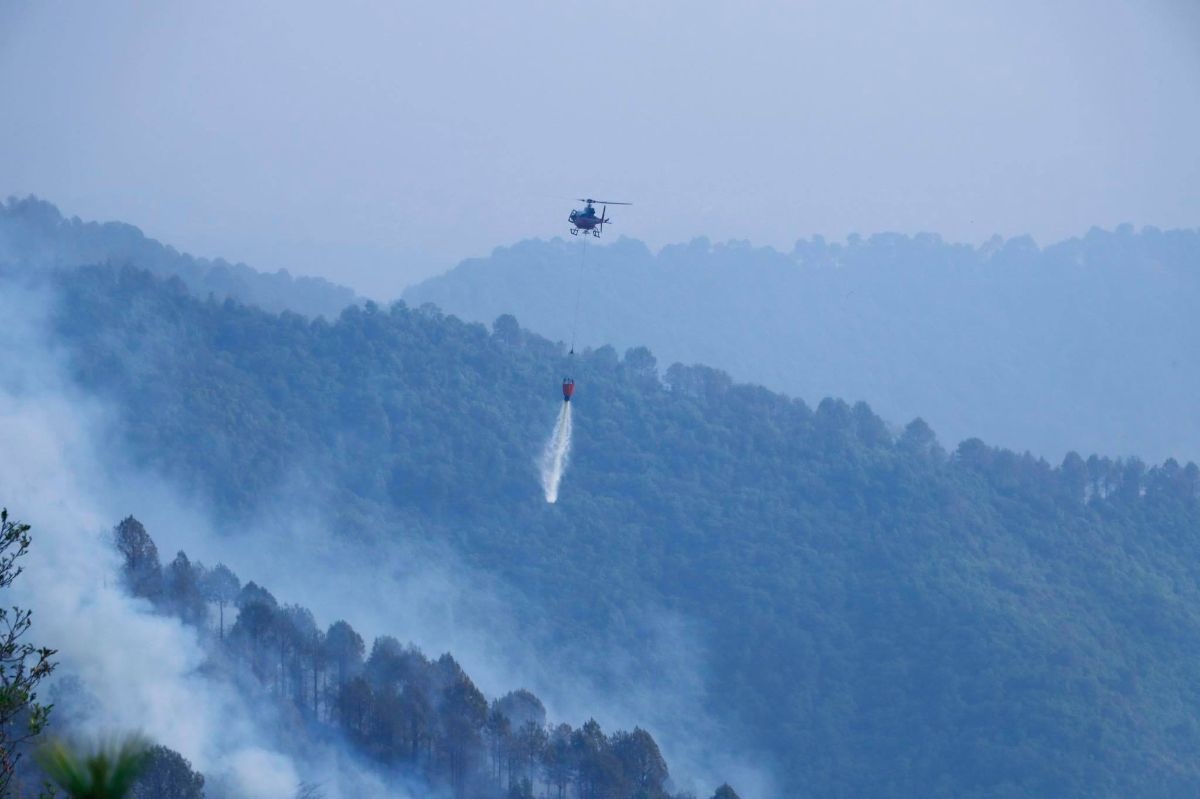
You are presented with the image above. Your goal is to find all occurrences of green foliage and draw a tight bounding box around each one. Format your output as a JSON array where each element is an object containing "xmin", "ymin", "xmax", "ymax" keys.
[
  {"xmin": 36, "ymin": 736, "xmax": 150, "ymax": 799},
  {"xmin": 1, "ymin": 508, "xmax": 57, "ymax": 795},
  {"xmin": 23, "ymin": 263, "xmax": 1200, "ymax": 797},
  {"xmin": 405, "ymin": 229, "xmax": 1200, "ymax": 463}
]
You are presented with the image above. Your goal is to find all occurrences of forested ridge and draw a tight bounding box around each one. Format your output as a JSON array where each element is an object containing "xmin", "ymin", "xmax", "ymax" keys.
[
  {"xmin": 406, "ymin": 228, "xmax": 1200, "ymax": 463},
  {"xmin": 8, "ymin": 256, "xmax": 1200, "ymax": 798},
  {"xmin": 0, "ymin": 196, "xmax": 357, "ymax": 318},
  {"xmin": 103, "ymin": 516, "xmax": 708, "ymax": 799}
]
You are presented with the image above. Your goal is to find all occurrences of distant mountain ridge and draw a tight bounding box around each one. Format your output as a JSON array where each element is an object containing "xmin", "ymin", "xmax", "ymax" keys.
[
  {"xmin": 0, "ymin": 196, "xmax": 358, "ymax": 317},
  {"xmin": 405, "ymin": 228, "xmax": 1200, "ymax": 463}
]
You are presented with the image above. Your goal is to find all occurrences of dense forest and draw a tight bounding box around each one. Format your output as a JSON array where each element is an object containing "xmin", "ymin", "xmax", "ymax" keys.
[
  {"xmin": 94, "ymin": 515, "xmax": 716, "ymax": 799},
  {"xmin": 405, "ymin": 228, "xmax": 1200, "ymax": 463},
  {"xmin": 0, "ymin": 197, "xmax": 356, "ymax": 318},
  {"xmin": 8, "ymin": 256, "xmax": 1199, "ymax": 799}
]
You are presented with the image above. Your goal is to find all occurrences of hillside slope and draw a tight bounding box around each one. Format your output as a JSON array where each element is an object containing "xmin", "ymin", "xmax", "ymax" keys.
[
  {"xmin": 19, "ymin": 260, "xmax": 1200, "ymax": 798},
  {"xmin": 405, "ymin": 229, "xmax": 1200, "ymax": 463},
  {"xmin": 0, "ymin": 196, "xmax": 357, "ymax": 317}
]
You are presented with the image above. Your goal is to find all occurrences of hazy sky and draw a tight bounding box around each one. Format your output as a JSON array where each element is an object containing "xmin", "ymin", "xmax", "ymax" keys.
[{"xmin": 2, "ymin": 1, "xmax": 1197, "ymax": 298}]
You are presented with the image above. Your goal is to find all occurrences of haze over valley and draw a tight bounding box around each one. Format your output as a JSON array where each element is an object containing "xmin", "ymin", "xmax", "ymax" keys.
[
  {"xmin": 1, "ymin": 2, "xmax": 1197, "ymax": 798},
  {"xmin": 2, "ymin": 199, "xmax": 1199, "ymax": 797}
]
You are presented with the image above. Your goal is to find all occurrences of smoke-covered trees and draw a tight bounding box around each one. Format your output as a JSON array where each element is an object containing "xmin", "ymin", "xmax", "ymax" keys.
[
  {"xmin": 128, "ymin": 745, "xmax": 204, "ymax": 799},
  {"xmin": 201, "ymin": 563, "xmax": 240, "ymax": 640},
  {"xmin": 494, "ymin": 689, "xmax": 546, "ymax": 730},
  {"xmin": 439, "ymin": 673, "xmax": 489, "ymax": 795},
  {"xmin": 325, "ymin": 620, "xmax": 365, "ymax": 689},
  {"xmin": 0, "ymin": 509, "xmax": 56, "ymax": 796},
  {"xmin": 112, "ymin": 516, "xmax": 161, "ymax": 601},
  {"xmin": 110, "ymin": 519, "xmax": 719, "ymax": 799},
  {"xmin": 612, "ymin": 728, "xmax": 669, "ymax": 797},
  {"xmin": 163, "ymin": 552, "xmax": 206, "ymax": 627}
]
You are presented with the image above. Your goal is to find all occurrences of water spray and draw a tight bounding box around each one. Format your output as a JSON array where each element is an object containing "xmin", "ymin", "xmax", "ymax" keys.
[{"xmin": 539, "ymin": 398, "xmax": 573, "ymax": 504}]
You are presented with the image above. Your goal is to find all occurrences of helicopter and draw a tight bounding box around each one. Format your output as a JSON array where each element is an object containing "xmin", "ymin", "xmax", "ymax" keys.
[{"xmin": 568, "ymin": 198, "xmax": 632, "ymax": 237}]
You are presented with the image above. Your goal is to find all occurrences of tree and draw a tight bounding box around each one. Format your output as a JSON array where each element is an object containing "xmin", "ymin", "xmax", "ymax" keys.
[
  {"xmin": 202, "ymin": 563, "xmax": 240, "ymax": 640},
  {"xmin": 623, "ymin": 346, "xmax": 659, "ymax": 381},
  {"xmin": 572, "ymin": 720, "xmax": 623, "ymax": 799},
  {"xmin": 308, "ymin": 626, "xmax": 327, "ymax": 720},
  {"xmin": 1060, "ymin": 451, "xmax": 1088, "ymax": 502},
  {"xmin": 495, "ymin": 689, "xmax": 546, "ymax": 730},
  {"xmin": 335, "ymin": 677, "xmax": 373, "ymax": 742},
  {"xmin": 0, "ymin": 508, "xmax": 56, "ymax": 795},
  {"xmin": 484, "ymin": 706, "xmax": 511, "ymax": 783},
  {"xmin": 129, "ymin": 745, "xmax": 204, "ymax": 799},
  {"xmin": 398, "ymin": 682, "xmax": 432, "ymax": 763},
  {"xmin": 439, "ymin": 675, "xmax": 488, "ymax": 797},
  {"xmin": 324, "ymin": 621, "xmax": 364, "ymax": 688},
  {"xmin": 163, "ymin": 552, "xmax": 207, "ymax": 627},
  {"xmin": 364, "ymin": 635, "xmax": 409, "ymax": 689},
  {"xmin": 236, "ymin": 581, "xmax": 277, "ymax": 612},
  {"xmin": 492, "ymin": 314, "xmax": 522, "ymax": 346},
  {"xmin": 540, "ymin": 724, "xmax": 575, "ymax": 799},
  {"xmin": 510, "ymin": 720, "xmax": 547, "ymax": 792},
  {"xmin": 112, "ymin": 517, "xmax": 162, "ymax": 601},
  {"xmin": 898, "ymin": 417, "xmax": 943, "ymax": 460},
  {"xmin": 37, "ymin": 736, "xmax": 150, "ymax": 799},
  {"xmin": 852, "ymin": 400, "xmax": 891, "ymax": 447},
  {"xmin": 229, "ymin": 599, "xmax": 276, "ymax": 681},
  {"xmin": 612, "ymin": 727, "xmax": 668, "ymax": 797},
  {"xmin": 277, "ymin": 605, "xmax": 318, "ymax": 707}
]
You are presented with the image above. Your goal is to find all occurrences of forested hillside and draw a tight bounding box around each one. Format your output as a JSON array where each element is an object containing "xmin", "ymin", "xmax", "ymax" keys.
[
  {"xmin": 405, "ymin": 229, "xmax": 1200, "ymax": 463},
  {"xmin": 0, "ymin": 197, "xmax": 357, "ymax": 317},
  {"xmin": 16, "ymin": 260, "xmax": 1200, "ymax": 798},
  {"xmin": 102, "ymin": 516, "xmax": 708, "ymax": 799}
]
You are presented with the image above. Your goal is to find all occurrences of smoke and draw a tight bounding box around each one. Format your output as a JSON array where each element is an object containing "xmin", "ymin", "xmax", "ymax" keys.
[
  {"xmin": 0, "ymin": 312, "xmax": 293, "ymax": 796},
  {"xmin": 0, "ymin": 281, "xmax": 425, "ymax": 798},
  {"xmin": 539, "ymin": 401, "xmax": 573, "ymax": 503},
  {"xmin": 0, "ymin": 273, "xmax": 775, "ymax": 798}
]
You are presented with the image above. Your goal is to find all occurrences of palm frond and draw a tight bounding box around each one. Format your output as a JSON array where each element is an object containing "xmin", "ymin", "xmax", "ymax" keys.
[{"xmin": 37, "ymin": 735, "xmax": 150, "ymax": 799}]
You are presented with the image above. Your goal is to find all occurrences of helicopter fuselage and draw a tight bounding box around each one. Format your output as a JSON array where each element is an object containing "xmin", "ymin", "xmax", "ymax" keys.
[
  {"xmin": 569, "ymin": 207, "xmax": 606, "ymax": 236},
  {"xmin": 569, "ymin": 211, "xmax": 603, "ymax": 230}
]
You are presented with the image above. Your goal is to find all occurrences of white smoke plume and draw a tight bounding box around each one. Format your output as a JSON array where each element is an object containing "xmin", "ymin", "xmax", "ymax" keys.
[
  {"xmin": 0, "ymin": 342, "xmax": 290, "ymax": 793},
  {"xmin": 0, "ymin": 283, "xmax": 421, "ymax": 798},
  {"xmin": 538, "ymin": 401, "xmax": 573, "ymax": 503}
]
